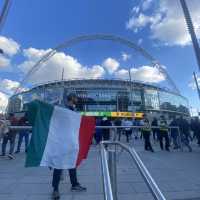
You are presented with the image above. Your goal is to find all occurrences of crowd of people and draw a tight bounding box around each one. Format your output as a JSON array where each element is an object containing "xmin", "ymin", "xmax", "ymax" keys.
[
  {"xmin": 1, "ymin": 100, "xmax": 200, "ymax": 199},
  {"xmin": 0, "ymin": 113, "xmax": 30, "ymax": 160},
  {"xmin": 94, "ymin": 114, "xmax": 200, "ymax": 153}
]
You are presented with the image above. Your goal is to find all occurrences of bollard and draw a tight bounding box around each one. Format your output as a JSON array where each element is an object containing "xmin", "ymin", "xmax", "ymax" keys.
[{"xmin": 108, "ymin": 150, "xmax": 118, "ymax": 200}]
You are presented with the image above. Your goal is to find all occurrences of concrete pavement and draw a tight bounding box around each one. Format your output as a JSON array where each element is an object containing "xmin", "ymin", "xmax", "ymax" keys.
[{"xmin": 1, "ymin": 138, "xmax": 200, "ymax": 200}]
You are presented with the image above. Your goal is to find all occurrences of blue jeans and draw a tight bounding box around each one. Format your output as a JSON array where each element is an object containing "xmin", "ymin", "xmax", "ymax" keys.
[
  {"xmin": 16, "ymin": 131, "xmax": 29, "ymax": 152},
  {"xmin": 2, "ymin": 133, "xmax": 16, "ymax": 155}
]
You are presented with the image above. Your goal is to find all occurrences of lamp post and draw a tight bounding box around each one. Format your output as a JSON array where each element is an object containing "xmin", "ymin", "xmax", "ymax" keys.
[
  {"xmin": 0, "ymin": 0, "xmax": 12, "ymax": 32},
  {"xmin": 180, "ymin": 0, "xmax": 200, "ymax": 71},
  {"xmin": 193, "ymin": 72, "xmax": 200, "ymax": 101}
]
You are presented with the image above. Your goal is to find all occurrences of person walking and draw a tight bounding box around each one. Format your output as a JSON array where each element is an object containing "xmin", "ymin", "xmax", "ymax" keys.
[
  {"xmin": 52, "ymin": 93, "xmax": 86, "ymax": 199},
  {"xmin": 1, "ymin": 113, "xmax": 18, "ymax": 159},
  {"xmin": 158, "ymin": 116, "xmax": 170, "ymax": 151},
  {"xmin": 15, "ymin": 114, "xmax": 30, "ymax": 153},
  {"xmin": 141, "ymin": 116, "xmax": 154, "ymax": 152},
  {"xmin": 177, "ymin": 116, "xmax": 192, "ymax": 152}
]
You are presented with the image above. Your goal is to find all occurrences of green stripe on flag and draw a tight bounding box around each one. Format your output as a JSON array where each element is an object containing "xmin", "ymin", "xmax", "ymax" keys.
[{"xmin": 25, "ymin": 100, "xmax": 54, "ymax": 167}]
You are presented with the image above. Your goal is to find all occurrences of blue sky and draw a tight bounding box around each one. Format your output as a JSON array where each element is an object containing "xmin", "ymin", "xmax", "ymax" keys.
[{"xmin": 0, "ymin": 0, "xmax": 200, "ymax": 113}]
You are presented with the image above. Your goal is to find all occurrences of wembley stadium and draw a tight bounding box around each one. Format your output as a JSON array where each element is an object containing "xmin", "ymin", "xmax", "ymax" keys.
[
  {"xmin": 6, "ymin": 34, "xmax": 190, "ymax": 118},
  {"xmin": 7, "ymin": 78, "xmax": 189, "ymax": 119}
]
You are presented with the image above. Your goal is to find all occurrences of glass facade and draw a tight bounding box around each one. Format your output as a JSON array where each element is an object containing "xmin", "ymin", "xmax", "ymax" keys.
[
  {"xmin": 144, "ymin": 89, "xmax": 160, "ymax": 110},
  {"xmin": 8, "ymin": 80, "xmax": 189, "ymax": 116},
  {"xmin": 159, "ymin": 91, "xmax": 189, "ymax": 114}
]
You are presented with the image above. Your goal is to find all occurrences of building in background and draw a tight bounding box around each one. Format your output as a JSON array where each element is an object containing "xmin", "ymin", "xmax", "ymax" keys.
[{"xmin": 7, "ymin": 79, "xmax": 189, "ymax": 119}]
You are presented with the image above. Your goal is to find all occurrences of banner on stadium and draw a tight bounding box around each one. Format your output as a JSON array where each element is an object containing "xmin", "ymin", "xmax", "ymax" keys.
[{"xmin": 80, "ymin": 111, "xmax": 144, "ymax": 118}]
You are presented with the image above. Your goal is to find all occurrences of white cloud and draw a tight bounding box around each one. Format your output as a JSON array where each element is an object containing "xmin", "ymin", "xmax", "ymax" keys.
[
  {"xmin": 0, "ymin": 55, "xmax": 10, "ymax": 68},
  {"xmin": 188, "ymin": 74, "xmax": 200, "ymax": 90},
  {"xmin": 0, "ymin": 92, "xmax": 8, "ymax": 113},
  {"xmin": 0, "ymin": 36, "xmax": 20, "ymax": 56},
  {"xmin": 138, "ymin": 39, "xmax": 143, "ymax": 45},
  {"xmin": 142, "ymin": 0, "xmax": 153, "ymax": 11},
  {"xmin": 127, "ymin": 13, "xmax": 153, "ymax": 29},
  {"xmin": 121, "ymin": 52, "xmax": 131, "ymax": 61},
  {"xmin": 0, "ymin": 36, "xmax": 20, "ymax": 68},
  {"xmin": 19, "ymin": 48, "xmax": 105, "ymax": 85},
  {"xmin": 131, "ymin": 6, "xmax": 140, "ymax": 14},
  {"xmin": 126, "ymin": 0, "xmax": 200, "ymax": 46},
  {"xmin": 102, "ymin": 57, "xmax": 119, "ymax": 74},
  {"xmin": 115, "ymin": 65, "xmax": 165, "ymax": 83},
  {"xmin": 0, "ymin": 79, "xmax": 20, "ymax": 94}
]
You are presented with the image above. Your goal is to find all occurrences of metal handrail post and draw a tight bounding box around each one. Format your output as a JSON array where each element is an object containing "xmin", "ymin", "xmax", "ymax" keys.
[
  {"xmin": 102, "ymin": 141, "xmax": 167, "ymax": 200},
  {"xmin": 108, "ymin": 150, "xmax": 118, "ymax": 200}
]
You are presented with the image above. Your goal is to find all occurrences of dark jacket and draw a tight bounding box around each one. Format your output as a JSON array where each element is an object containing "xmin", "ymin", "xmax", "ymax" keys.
[
  {"xmin": 170, "ymin": 119, "xmax": 179, "ymax": 136},
  {"xmin": 101, "ymin": 119, "xmax": 112, "ymax": 140},
  {"xmin": 151, "ymin": 119, "xmax": 158, "ymax": 127},
  {"xmin": 177, "ymin": 118, "xmax": 190, "ymax": 136}
]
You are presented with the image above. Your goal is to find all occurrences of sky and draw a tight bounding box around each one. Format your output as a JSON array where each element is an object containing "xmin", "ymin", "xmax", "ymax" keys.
[{"xmin": 0, "ymin": 0, "xmax": 200, "ymax": 114}]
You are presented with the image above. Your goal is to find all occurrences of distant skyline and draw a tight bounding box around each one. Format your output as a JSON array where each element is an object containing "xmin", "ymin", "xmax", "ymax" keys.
[{"xmin": 0, "ymin": 0, "xmax": 200, "ymax": 114}]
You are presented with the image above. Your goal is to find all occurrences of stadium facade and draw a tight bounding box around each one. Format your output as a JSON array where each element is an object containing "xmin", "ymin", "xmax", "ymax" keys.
[{"xmin": 8, "ymin": 79, "xmax": 190, "ymax": 119}]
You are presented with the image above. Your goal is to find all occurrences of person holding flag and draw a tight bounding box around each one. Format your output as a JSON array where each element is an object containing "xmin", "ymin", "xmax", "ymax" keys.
[{"xmin": 25, "ymin": 93, "xmax": 95, "ymax": 199}]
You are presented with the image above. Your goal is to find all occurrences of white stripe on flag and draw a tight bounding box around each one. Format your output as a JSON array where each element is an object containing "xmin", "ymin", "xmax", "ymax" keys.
[{"xmin": 40, "ymin": 106, "xmax": 81, "ymax": 169}]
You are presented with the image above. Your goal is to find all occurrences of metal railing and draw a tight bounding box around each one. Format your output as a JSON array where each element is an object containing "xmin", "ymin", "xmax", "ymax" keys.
[
  {"xmin": 97, "ymin": 125, "xmax": 181, "ymax": 200},
  {"xmin": 9, "ymin": 125, "xmax": 182, "ymax": 151},
  {"xmin": 96, "ymin": 125, "xmax": 182, "ymax": 150},
  {"xmin": 100, "ymin": 143, "xmax": 114, "ymax": 200},
  {"xmin": 8, "ymin": 124, "xmax": 180, "ymax": 200},
  {"xmin": 100, "ymin": 140, "xmax": 167, "ymax": 200}
]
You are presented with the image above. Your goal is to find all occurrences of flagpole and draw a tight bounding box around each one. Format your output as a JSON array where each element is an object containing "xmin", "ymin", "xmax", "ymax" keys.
[{"xmin": 180, "ymin": 0, "xmax": 200, "ymax": 72}]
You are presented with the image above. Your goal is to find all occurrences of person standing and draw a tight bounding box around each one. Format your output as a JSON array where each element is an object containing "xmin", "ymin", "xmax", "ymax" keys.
[
  {"xmin": 158, "ymin": 116, "xmax": 170, "ymax": 151},
  {"xmin": 1, "ymin": 113, "xmax": 18, "ymax": 159},
  {"xmin": 15, "ymin": 114, "xmax": 30, "ymax": 153},
  {"xmin": 122, "ymin": 118, "xmax": 133, "ymax": 143},
  {"xmin": 133, "ymin": 118, "xmax": 140, "ymax": 140},
  {"xmin": 177, "ymin": 116, "xmax": 192, "ymax": 152},
  {"xmin": 192, "ymin": 117, "xmax": 200, "ymax": 146},
  {"xmin": 141, "ymin": 116, "xmax": 154, "ymax": 152},
  {"xmin": 94, "ymin": 117, "xmax": 102, "ymax": 144},
  {"xmin": 101, "ymin": 117, "xmax": 112, "ymax": 141},
  {"xmin": 114, "ymin": 118, "xmax": 122, "ymax": 141},
  {"xmin": 151, "ymin": 117, "xmax": 158, "ymax": 141},
  {"xmin": 170, "ymin": 116, "xmax": 179, "ymax": 149},
  {"xmin": 52, "ymin": 93, "xmax": 86, "ymax": 199}
]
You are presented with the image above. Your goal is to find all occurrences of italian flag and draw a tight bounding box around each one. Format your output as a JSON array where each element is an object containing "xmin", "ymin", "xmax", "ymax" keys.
[{"xmin": 25, "ymin": 100, "xmax": 95, "ymax": 169}]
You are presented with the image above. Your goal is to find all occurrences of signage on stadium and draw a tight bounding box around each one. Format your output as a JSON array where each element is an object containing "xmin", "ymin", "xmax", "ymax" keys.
[{"xmin": 80, "ymin": 112, "xmax": 144, "ymax": 118}]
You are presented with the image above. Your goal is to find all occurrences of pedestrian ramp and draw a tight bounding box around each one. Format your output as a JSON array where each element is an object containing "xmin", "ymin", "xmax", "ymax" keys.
[{"xmin": 0, "ymin": 139, "xmax": 200, "ymax": 200}]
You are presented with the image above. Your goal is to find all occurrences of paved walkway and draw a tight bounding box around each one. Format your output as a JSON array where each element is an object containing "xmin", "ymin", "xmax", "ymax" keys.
[{"xmin": 1, "ymin": 138, "xmax": 200, "ymax": 200}]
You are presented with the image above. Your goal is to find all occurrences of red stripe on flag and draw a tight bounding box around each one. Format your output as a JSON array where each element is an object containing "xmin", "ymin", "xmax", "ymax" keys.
[{"xmin": 76, "ymin": 116, "xmax": 95, "ymax": 167}]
